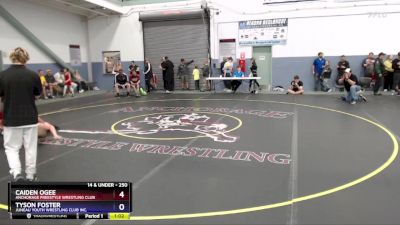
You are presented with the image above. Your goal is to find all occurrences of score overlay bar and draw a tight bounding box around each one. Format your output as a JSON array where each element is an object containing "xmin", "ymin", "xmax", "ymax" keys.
[{"xmin": 8, "ymin": 182, "xmax": 132, "ymax": 220}]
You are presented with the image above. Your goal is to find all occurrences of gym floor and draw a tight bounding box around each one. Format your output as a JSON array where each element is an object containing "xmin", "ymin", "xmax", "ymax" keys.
[{"xmin": 0, "ymin": 92, "xmax": 399, "ymax": 225}]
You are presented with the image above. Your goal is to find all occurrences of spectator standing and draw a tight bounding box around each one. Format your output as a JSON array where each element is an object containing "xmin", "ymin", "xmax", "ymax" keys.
[
  {"xmin": 220, "ymin": 57, "xmax": 227, "ymax": 75},
  {"xmin": 38, "ymin": 70, "xmax": 48, "ymax": 99},
  {"xmin": 249, "ymin": 57, "xmax": 261, "ymax": 93},
  {"xmin": 177, "ymin": 58, "xmax": 194, "ymax": 90},
  {"xmin": 144, "ymin": 59, "xmax": 155, "ymax": 93},
  {"xmin": 63, "ymin": 68, "xmax": 74, "ymax": 97},
  {"xmin": 392, "ymin": 52, "xmax": 400, "ymax": 95},
  {"xmin": 312, "ymin": 52, "xmax": 331, "ymax": 92},
  {"xmin": 322, "ymin": 61, "xmax": 332, "ymax": 92},
  {"xmin": 363, "ymin": 52, "xmax": 375, "ymax": 78},
  {"xmin": 202, "ymin": 61, "xmax": 211, "ymax": 91},
  {"xmin": 383, "ymin": 55, "xmax": 394, "ymax": 92},
  {"xmin": 0, "ymin": 47, "xmax": 42, "ymax": 181},
  {"xmin": 160, "ymin": 57, "xmax": 167, "ymax": 91},
  {"xmin": 164, "ymin": 56, "xmax": 175, "ymax": 93},
  {"xmin": 193, "ymin": 65, "xmax": 200, "ymax": 91},
  {"xmin": 373, "ymin": 52, "xmax": 386, "ymax": 95},
  {"xmin": 337, "ymin": 55, "xmax": 350, "ymax": 77}
]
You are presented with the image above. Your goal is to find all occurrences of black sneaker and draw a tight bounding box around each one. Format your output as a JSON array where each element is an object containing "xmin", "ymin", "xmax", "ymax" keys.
[
  {"xmin": 13, "ymin": 174, "xmax": 25, "ymax": 182},
  {"xmin": 26, "ymin": 175, "xmax": 39, "ymax": 182}
]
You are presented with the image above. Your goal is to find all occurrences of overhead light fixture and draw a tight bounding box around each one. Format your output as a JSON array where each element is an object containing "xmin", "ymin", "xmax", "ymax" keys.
[{"xmin": 263, "ymin": 0, "xmax": 323, "ymax": 5}]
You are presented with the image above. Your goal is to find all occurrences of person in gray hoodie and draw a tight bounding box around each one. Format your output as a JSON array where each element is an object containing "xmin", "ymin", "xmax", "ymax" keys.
[{"xmin": 177, "ymin": 58, "xmax": 194, "ymax": 90}]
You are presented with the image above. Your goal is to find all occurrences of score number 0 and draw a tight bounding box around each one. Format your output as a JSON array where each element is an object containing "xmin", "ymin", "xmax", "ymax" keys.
[
  {"xmin": 119, "ymin": 191, "xmax": 125, "ymax": 211},
  {"xmin": 116, "ymin": 190, "xmax": 128, "ymax": 211}
]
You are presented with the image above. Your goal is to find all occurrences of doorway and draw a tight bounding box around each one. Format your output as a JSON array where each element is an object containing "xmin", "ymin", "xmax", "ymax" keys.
[{"xmin": 252, "ymin": 46, "xmax": 272, "ymax": 90}]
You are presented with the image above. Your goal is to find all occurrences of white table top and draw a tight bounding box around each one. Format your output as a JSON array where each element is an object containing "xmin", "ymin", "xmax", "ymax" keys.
[{"xmin": 206, "ymin": 77, "xmax": 261, "ymax": 80}]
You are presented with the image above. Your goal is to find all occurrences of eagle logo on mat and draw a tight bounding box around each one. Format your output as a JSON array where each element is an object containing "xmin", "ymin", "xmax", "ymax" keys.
[{"xmin": 117, "ymin": 113, "xmax": 237, "ymax": 143}]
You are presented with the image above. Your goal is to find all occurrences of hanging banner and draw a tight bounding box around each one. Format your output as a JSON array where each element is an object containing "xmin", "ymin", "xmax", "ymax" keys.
[
  {"xmin": 238, "ymin": 18, "xmax": 288, "ymax": 46},
  {"xmin": 69, "ymin": 44, "xmax": 82, "ymax": 66}
]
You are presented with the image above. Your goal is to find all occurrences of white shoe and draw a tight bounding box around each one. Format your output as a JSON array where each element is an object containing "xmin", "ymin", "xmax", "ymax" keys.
[
  {"xmin": 93, "ymin": 87, "xmax": 100, "ymax": 91},
  {"xmin": 327, "ymin": 88, "xmax": 332, "ymax": 93},
  {"xmin": 350, "ymin": 101, "xmax": 356, "ymax": 105},
  {"xmin": 384, "ymin": 89, "xmax": 388, "ymax": 92},
  {"xmin": 79, "ymin": 90, "xmax": 84, "ymax": 93},
  {"xmin": 166, "ymin": 90, "xmax": 170, "ymax": 93}
]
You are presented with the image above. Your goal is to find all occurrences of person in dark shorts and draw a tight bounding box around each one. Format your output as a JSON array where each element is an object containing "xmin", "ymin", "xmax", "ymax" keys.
[
  {"xmin": 202, "ymin": 61, "xmax": 211, "ymax": 91},
  {"xmin": 0, "ymin": 47, "xmax": 42, "ymax": 182},
  {"xmin": 177, "ymin": 58, "xmax": 194, "ymax": 90},
  {"xmin": 287, "ymin": 75, "xmax": 304, "ymax": 95}
]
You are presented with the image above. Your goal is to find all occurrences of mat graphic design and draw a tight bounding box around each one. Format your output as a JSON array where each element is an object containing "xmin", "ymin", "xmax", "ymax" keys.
[{"xmin": 0, "ymin": 98, "xmax": 396, "ymax": 222}]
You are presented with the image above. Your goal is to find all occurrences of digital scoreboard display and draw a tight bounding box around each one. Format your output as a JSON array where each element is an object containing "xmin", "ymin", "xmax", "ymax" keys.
[{"xmin": 8, "ymin": 182, "xmax": 132, "ymax": 220}]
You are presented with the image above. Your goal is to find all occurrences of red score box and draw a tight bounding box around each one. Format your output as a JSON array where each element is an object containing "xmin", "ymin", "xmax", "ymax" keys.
[{"xmin": 113, "ymin": 189, "xmax": 130, "ymax": 201}]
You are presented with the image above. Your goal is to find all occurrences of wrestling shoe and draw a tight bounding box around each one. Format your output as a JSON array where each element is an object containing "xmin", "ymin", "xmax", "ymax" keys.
[
  {"xmin": 13, "ymin": 174, "xmax": 25, "ymax": 182},
  {"xmin": 26, "ymin": 175, "xmax": 39, "ymax": 182}
]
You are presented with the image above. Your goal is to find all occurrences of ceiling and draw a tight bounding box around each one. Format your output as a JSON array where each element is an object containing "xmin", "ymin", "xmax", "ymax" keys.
[
  {"xmin": 120, "ymin": 0, "xmax": 189, "ymax": 5},
  {"xmin": 24, "ymin": 0, "xmax": 395, "ymax": 17},
  {"xmin": 26, "ymin": 0, "xmax": 123, "ymax": 18}
]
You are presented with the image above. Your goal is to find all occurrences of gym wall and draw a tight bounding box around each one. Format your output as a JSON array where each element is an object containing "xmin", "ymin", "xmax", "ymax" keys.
[
  {"xmin": 88, "ymin": 13, "xmax": 145, "ymax": 90},
  {"xmin": 210, "ymin": 0, "xmax": 400, "ymax": 90},
  {"xmin": 0, "ymin": 0, "xmax": 89, "ymax": 80}
]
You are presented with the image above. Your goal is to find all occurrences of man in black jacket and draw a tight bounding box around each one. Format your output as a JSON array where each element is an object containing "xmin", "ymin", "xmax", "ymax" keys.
[
  {"xmin": 164, "ymin": 56, "xmax": 175, "ymax": 93},
  {"xmin": 0, "ymin": 47, "xmax": 42, "ymax": 182},
  {"xmin": 392, "ymin": 52, "xmax": 400, "ymax": 95},
  {"xmin": 374, "ymin": 52, "xmax": 386, "ymax": 95}
]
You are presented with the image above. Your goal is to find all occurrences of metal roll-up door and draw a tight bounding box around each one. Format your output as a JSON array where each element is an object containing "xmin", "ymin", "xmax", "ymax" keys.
[{"xmin": 143, "ymin": 17, "xmax": 209, "ymax": 90}]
